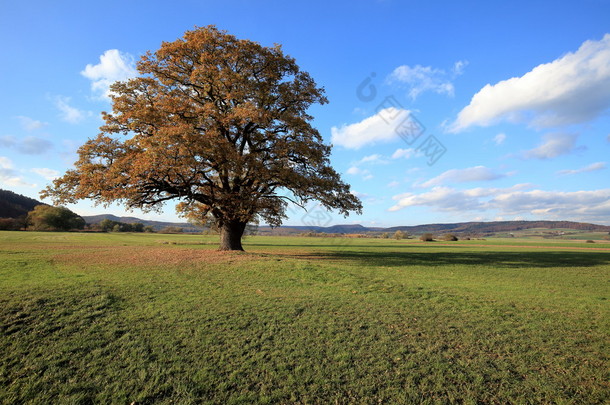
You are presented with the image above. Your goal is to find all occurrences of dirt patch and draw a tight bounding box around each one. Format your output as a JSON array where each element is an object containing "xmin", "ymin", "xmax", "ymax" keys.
[{"xmin": 52, "ymin": 245, "xmax": 251, "ymax": 269}]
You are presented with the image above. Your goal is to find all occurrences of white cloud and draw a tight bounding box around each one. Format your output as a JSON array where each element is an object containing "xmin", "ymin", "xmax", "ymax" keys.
[
  {"xmin": 331, "ymin": 107, "xmax": 410, "ymax": 149},
  {"xmin": 55, "ymin": 96, "xmax": 87, "ymax": 124},
  {"xmin": 0, "ymin": 157, "xmax": 35, "ymax": 188},
  {"xmin": 81, "ymin": 49, "xmax": 137, "ymax": 99},
  {"xmin": 557, "ymin": 162, "xmax": 606, "ymax": 176},
  {"xmin": 16, "ymin": 116, "xmax": 47, "ymax": 131},
  {"xmin": 388, "ymin": 61, "xmax": 466, "ymax": 100},
  {"xmin": 0, "ymin": 157, "xmax": 12, "ymax": 169},
  {"xmin": 31, "ymin": 168, "xmax": 60, "ymax": 180},
  {"xmin": 419, "ymin": 166, "xmax": 507, "ymax": 188},
  {"xmin": 493, "ymin": 133, "xmax": 506, "ymax": 145},
  {"xmin": 391, "ymin": 148, "xmax": 417, "ymax": 159},
  {"xmin": 357, "ymin": 154, "xmax": 386, "ymax": 164},
  {"xmin": 346, "ymin": 166, "xmax": 362, "ymax": 175},
  {"xmin": 522, "ymin": 133, "xmax": 579, "ymax": 160},
  {"xmin": 389, "ymin": 185, "xmax": 610, "ymax": 224},
  {"xmin": 346, "ymin": 166, "xmax": 373, "ymax": 180},
  {"xmin": 0, "ymin": 135, "xmax": 53, "ymax": 155},
  {"xmin": 19, "ymin": 137, "xmax": 53, "ymax": 155},
  {"xmin": 452, "ymin": 60, "xmax": 468, "ymax": 76},
  {"xmin": 451, "ymin": 34, "xmax": 610, "ymax": 132},
  {"xmin": 387, "ymin": 181, "xmax": 400, "ymax": 188}
]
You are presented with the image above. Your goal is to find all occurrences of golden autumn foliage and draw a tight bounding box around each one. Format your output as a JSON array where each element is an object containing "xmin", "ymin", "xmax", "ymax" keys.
[{"xmin": 42, "ymin": 26, "xmax": 361, "ymax": 250}]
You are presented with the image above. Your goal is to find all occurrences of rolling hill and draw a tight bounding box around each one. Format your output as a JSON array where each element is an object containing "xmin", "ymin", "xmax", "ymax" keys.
[
  {"xmin": 0, "ymin": 189, "xmax": 46, "ymax": 218},
  {"xmin": 1, "ymin": 189, "xmax": 609, "ymax": 235}
]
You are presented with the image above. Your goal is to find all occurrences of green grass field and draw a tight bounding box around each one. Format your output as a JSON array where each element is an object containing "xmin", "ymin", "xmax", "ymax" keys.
[{"xmin": 1, "ymin": 231, "xmax": 608, "ymax": 404}]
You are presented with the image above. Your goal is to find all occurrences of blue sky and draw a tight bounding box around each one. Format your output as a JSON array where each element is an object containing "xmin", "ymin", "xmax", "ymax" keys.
[{"xmin": 1, "ymin": 0, "xmax": 610, "ymax": 227}]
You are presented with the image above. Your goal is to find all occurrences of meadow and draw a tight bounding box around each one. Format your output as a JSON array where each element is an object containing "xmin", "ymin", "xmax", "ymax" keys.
[{"xmin": 1, "ymin": 231, "xmax": 608, "ymax": 404}]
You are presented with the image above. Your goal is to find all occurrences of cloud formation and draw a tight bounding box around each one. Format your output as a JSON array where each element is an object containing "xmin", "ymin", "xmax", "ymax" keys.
[
  {"xmin": 493, "ymin": 133, "xmax": 506, "ymax": 145},
  {"xmin": 389, "ymin": 185, "xmax": 610, "ymax": 224},
  {"xmin": 0, "ymin": 157, "xmax": 35, "ymax": 188},
  {"xmin": 331, "ymin": 107, "xmax": 410, "ymax": 149},
  {"xmin": 522, "ymin": 133, "xmax": 579, "ymax": 160},
  {"xmin": 451, "ymin": 34, "xmax": 610, "ymax": 132},
  {"xmin": 0, "ymin": 135, "xmax": 53, "ymax": 155},
  {"xmin": 388, "ymin": 60, "xmax": 467, "ymax": 100},
  {"xmin": 31, "ymin": 168, "xmax": 60, "ymax": 180},
  {"xmin": 55, "ymin": 96, "xmax": 87, "ymax": 124},
  {"xmin": 391, "ymin": 148, "xmax": 417, "ymax": 159},
  {"xmin": 557, "ymin": 162, "xmax": 606, "ymax": 176},
  {"xmin": 16, "ymin": 116, "xmax": 47, "ymax": 131},
  {"xmin": 81, "ymin": 49, "xmax": 137, "ymax": 99},
  {"xmin": 419, "ymin": 166, "xmax": 507, "ymax": 188}
]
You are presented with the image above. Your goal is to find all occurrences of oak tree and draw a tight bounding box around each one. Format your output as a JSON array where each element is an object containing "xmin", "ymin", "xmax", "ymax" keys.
[{"xmin": 42, "ymin": 26, "xmax": 362, "ymax": 250}]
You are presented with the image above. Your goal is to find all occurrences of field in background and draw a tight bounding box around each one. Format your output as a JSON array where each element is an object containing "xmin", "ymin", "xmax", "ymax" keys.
[{"xmin": 1, "ymin": 231, "xmax": 609, "ymax": 404}]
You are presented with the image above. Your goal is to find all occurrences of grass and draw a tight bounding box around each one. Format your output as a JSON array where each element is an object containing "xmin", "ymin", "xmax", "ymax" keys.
[{"xmin": 1, "ymin": 231, "xmax": 609, "ymax": 404}]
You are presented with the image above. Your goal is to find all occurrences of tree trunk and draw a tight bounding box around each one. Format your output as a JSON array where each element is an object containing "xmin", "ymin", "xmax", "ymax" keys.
[{"xmin": 219, "ymin": 220, "xmax": 247, "ymax": 251}]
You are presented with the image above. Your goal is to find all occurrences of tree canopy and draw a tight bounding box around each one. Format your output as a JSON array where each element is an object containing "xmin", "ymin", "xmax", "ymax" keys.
[
  {"xmin": 27, "ymin": 205, "xmax": 85, "ymax": 231},
  {"xmin": 42, "ymin": 26, "xmax": 361, "ymax": 250}
]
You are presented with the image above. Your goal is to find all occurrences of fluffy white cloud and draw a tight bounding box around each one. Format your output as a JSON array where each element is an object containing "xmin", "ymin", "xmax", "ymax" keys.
[
  {"xmin": 81, "ymin": 49, "xmax": 137, "ymax": 99},
  {"xmin": 389, "ymin": 185, "xmax": 610, "ymax": 224},
  {"xmin": 16, "ymin": 116, "xmax": 47, "ymax": 131},
  {"xmin": 451, "ymin": 34, "xmax": 610, "ymax": 132},
  {"xmin": 391, "ymin": 148, "xmax": 417, "ymax": 159},
  {"xmin": 55, "ymin": 96, "xmax": 87, "ymax": 124},
  {"xmin": 388, "ymin": 60, "xmax": 466, "ymax": 100},
  {"xmin": 357, "ymin": 154, "xmax": 386, "ymax": 164},
  {"xmin": 31, "ymin": 168, "xmax": 60, "ymax": 180},
  {"xmin": 331, "ymin": 107, "xmax": 410, "ymax": 149},
  {"xmin": 419, "ymin": 166, "xmax": 507, "ymax": 188},
  {"xmin": 346, "ymin": 166, "xmax": 372, "ymax": 180},
  {"xmin": 522, "ymin": 133, "xmax": 579, "ymax": 160},
  {"xmin": 493, "ymin": 133, "xmax": 506, "ymax": 145},
  {"xmin": 0, "ymin": 157, "xmax": 35, "ymax": 188},
  {"xmin": 387, "ymin": 181, "xmax": 400, "ymax": 188},
  {"xmin": 557, "ymin": 162, "xmax": 606, "ymax": 176}
]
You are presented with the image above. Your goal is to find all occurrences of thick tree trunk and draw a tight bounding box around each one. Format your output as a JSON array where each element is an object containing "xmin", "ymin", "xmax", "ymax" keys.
[{"xmin": 218, "ymin": 220, "xmax": 247, "ymax": 251}]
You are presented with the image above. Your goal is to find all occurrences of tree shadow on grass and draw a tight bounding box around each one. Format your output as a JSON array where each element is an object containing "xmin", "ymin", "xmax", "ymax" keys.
[{"xmin": 275, "ymin": 249, "xmax": 610, "ymax": 269}]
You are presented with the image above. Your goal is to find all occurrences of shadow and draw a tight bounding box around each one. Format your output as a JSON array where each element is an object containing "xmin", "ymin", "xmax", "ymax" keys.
[{"xmin": 264, "ymin": 248, "xmax": 610, "ymax": 269}]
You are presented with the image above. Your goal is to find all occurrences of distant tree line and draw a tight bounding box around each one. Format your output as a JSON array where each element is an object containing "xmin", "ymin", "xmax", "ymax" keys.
[
  {"xmin": 92, "ymin": 218, "xmax": 153, "ymax": 233},
  {"xmin": 19, "ymin": 205, "xmax": 85, "ymax": 231}
]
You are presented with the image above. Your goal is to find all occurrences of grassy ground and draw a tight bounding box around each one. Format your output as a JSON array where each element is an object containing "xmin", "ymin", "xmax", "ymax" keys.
[{"xmin": 1, "ymin": 231, "xmax": 608, "ymax": 404}]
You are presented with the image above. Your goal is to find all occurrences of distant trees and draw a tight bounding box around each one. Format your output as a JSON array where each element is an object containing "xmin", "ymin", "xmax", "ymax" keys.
[
  {"xmin": 95, "ymin": 218, "xmax": 146, "ymax": 233},
  {"xmin": 0, "ymin": 218, "xmax": 19, "ymax": 231},
  {"xmin": 27, "ymin": 205, "xmax": 85, "ymax": 231},
  {"xmin": 441, "ymin": 233, "xmax": 458, "ymax": 241},
  {"xmin": 420, "ymin": 233, "xmax": 435, "ymax": 242},
  {"xmin": 394, "ymin": 230, "xmax": 406, "ymax": 240}
]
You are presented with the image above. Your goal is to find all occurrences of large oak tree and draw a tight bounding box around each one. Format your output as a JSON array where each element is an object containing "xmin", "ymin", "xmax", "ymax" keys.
[{"xmin": 43, "ymin": 26, "xmax": 361, "ymax": 250}]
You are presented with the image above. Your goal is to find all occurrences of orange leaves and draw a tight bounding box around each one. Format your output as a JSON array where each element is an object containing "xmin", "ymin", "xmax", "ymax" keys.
[{"xmin": 42, "ymin": 25, "xmax": 361, "ymax": 230}]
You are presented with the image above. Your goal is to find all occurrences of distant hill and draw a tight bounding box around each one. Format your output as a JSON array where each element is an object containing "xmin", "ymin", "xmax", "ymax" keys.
[
  {"xmin": 2, "ymin": 189, "xmax": 608, "ymax": 235},
  {"xmin": 0, "ymin": 189, "xmax": 46, "ymax": 218},
  {"xmin": 259, "ymin": 220, "xmax": 610, "ymax": 235},
  {"xmin": 82, "ymin": 214, "xmax": 203, "ymax": 233},
  {"xmin": 383, "ymin": 220, "xmax": 610, "ymax": 235}
]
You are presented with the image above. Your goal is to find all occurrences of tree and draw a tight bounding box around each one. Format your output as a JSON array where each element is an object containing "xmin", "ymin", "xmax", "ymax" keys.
[
  {"xmin": 42, "ymin": 26, "xmax": 361, "ymax": 250},
  {"xmin": 393, "ymin": 230, "xmax": 406, "ymax": 240},
  {"xmin": 27, "ymin": 205, "xmax": 85, "ymax": 231},
  {"xmin": 420, "ymin": 233, "xmax": 435, "ymax": 242}
]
